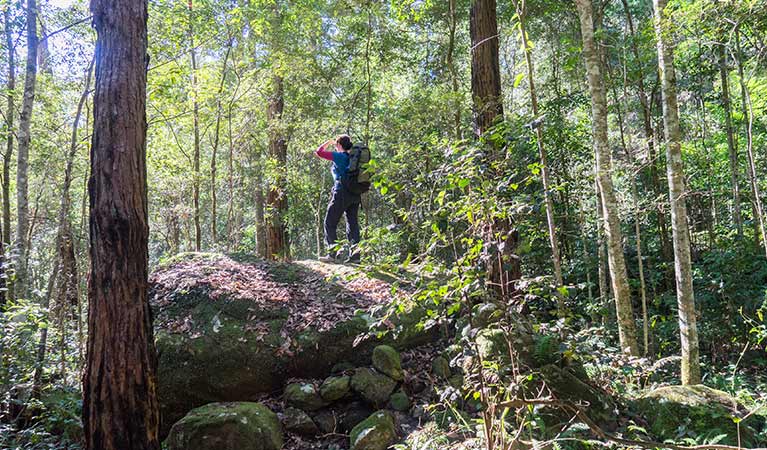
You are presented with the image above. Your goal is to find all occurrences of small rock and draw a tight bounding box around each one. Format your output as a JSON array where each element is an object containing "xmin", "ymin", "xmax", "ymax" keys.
[
  {"xmin": 372, "ymin": 345, "xmax": 404, "ymax": 381},
  {"xmin": 320, "ymin": 375, "xmax": 351, "ymax": 402},
  {"xmin": 281, "ymin": 407, "xmax": 319, "ymax": 436},
  {"xmin": 448, "ymin": 373, "xmax": 464, "ymax": 389},
  {"xmin": 389, "ymin": 391, "xmax": 410, "ymax": 412},
  {"xmin": 350, "ymin": 410, "xmax": 397, "ymax": 450},
  {"xmin": 284, "ymin": 382, "xmax": 326, "ymax": 411},
  {"xmin": 431, "ymin": 356, "xmax": 451, "ymax": 379},
  {"xmin": 167, "ymin": 402, "xmax": 282, "ymax": 450},
  {"xmin": 351, "ymin": 368, "xmax": 397, "ymax": 407},
  {"xmin": 312, "ymin": 408, "xmax": 340, "ymax": 434}
]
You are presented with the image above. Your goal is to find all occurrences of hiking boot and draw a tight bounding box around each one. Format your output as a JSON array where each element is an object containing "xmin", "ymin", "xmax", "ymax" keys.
[
  {"xmin": 319, "ymin": 254, "xmax": 339, "ymax": 264},
  {"xmin": 345, "ymin": 254, "xmax": 361, "ymax": 264}
]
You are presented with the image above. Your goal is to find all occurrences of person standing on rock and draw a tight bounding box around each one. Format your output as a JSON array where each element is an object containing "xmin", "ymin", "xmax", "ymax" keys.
[{"xmin": 314, "ymin": 134, "xmax": 371, "ymax": 263}]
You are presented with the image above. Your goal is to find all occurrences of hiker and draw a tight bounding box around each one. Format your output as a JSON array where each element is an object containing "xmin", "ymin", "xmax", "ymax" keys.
[{"xmin": 314, "ymin": 134, "xmax": 370, "ymax": 263}]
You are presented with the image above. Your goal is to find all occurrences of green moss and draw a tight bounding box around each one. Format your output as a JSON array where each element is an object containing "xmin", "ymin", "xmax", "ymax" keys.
[
  {"xmin": 349, "ymin": 410, "xmax": 397, "ymax": 450},
  {"xmin": 372, "ymin": 345, "xmax": 404, "ymax": 381}
]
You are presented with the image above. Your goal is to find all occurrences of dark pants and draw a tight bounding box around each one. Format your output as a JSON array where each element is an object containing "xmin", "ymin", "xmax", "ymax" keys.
[{"xmin": 324, "ymin": 183, "xmax": 361, "ymax": 255}]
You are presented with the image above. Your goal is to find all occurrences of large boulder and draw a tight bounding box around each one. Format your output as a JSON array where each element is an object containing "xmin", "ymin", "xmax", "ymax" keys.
[
  {"xmin": 349, "ymin": 410, "xmax": 397, "ymax": 450},
  {"xmin": 151, "ymin": 253, "xmax": 433, "ymax": 436},
  {"xmin": 166, "ymin": 402, "xmax": 282, "ymax": 450},
  {"xmin": 634, "ymin": 385, "xmax": 765, "ymax": 446}
]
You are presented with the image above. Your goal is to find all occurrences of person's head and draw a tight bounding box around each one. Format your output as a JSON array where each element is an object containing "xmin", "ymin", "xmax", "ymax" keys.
[{"xmin": 335, "ymin": 134, "xmax": 353, "ymax": 152}]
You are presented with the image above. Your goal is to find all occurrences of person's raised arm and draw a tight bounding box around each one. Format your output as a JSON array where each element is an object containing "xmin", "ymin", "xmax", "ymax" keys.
[{"xmin": 314, "ymin": 138, "xmax": 335, "ymax": 161}]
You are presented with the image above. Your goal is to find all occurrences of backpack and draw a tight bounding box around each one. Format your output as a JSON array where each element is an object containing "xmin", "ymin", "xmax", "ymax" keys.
[{"xmin": 341, "ymin": 144, "xmax": 371, "ymax": 195}]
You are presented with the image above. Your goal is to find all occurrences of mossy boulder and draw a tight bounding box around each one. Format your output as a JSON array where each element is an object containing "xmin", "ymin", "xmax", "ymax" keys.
[
  {"xmin": 350, "ymin": 410, "xmax": 397, "ymax": 450},
  {"xmin": 284, "ymin": 382, "xmax": 326, "ymax": 411},
  {"xmin": 372, "ymin": 345, "xmax": 404, "ymax": 381},
  {"xmin": 634, "ymin": 385, "xmax": 765, "ymax": 446},
  {"xmin": 538, "ymin": 364, "xmax": 619, "ymax": 429},
  {"xmin": 151, "ymin": 254, "xmax": 434, "ymax": 436},
  {"xmin": 320, "ymin": 375, "xmax": 351, "ymax": 402},
  {"xmin": 389, "ymin": 391, "xmax": 410, "ymax": 412},
  {"xmin": 351, "ymin": 368, "xmax": 398, "ymax": 407},
  {"xmin": 431, "ymin": 356, "xmax": 451, "ymax": 379},
  {"xmin": 166, "ymin": 402, "xmax": 282, "ymax": 450}
]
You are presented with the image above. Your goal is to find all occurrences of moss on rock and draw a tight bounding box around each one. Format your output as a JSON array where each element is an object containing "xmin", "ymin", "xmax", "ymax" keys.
[
  {"xmin": 372, "ymin": 345, "xmax": 404, "ymax": 381},
  {"xmin": 351, "ymin": 368, "xmax": 397, "ymax": 407},
  {"xmin": 349, "ymin": 410, "xmax": 397, "ymax": 450},
  {"xmin": 166, "ymin": 402, "xmax": 282, "ymax": 450}
]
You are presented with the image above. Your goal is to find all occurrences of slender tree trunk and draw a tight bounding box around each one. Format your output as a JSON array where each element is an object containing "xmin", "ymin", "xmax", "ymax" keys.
[
  {"xmin": 188, "ymin": 0, "xmax": 201, "ymax": 252},
  {"xmin": 83, "ymin": 0, "xmax": 160, "ymax": 446},
  {"xmin": 31, "ymin": 56, "xmax": 93, "ymax": 397},
  {"xmin": 15, "ymin": 0, "xmax": 38, "ymax": 301},
  {"xmin": 596, "ymin": 182, "xmax": 609, "ymax": 325},
  {"xmin": 576, "ymin": 0, "xmax": 639, "ymax": 356},
  {"xmin": 470, "ymin": 0, "xmax": 503, "ymax": 137},
  {"xmin": 734, "ymin": 26, "xmax": 766, "ymax": 255},
  {"xmin": 255, "ymin": 178, "xmax": 266, "ymax": 258},
  {"xmin": 513, "ymin": 0, "xmax": 565, "ymax": 313},
  {"xmin": 2, "ymin": 8, "xmax": 15, "ymax": 304},
  {"xmin": 446, "ymin": 0, "xmax": 461, "ymax": 140},
  {"xmin": 653, "ymin": 0, "xmax": 701, "ymax": 384},
  {"xmin": 210, "ymin": 40, "xmax": 231, "ymax": 247},
  {"xmin": 266, "ymin": 74, "xmax": 289, "ymax": 260},
  {"xmin": 718, "ymin": 43, "xmax": 742, "ymax": 238}
]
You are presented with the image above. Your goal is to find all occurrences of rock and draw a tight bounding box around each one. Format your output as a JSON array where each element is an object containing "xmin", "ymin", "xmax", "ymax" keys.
[
  {"xmin": 339, "ymin": 401, "xmax": 375, "ymax": 433},
  {"xmin": 349, "ymin": 410, "xmax": 397, "ymax": 450},
  {"xmin": 351, "ymin": 368, "xmax": 397, "ymax": 407},
  {"xmin": 448, "ymin": 374, "xmax": 464, "ymax": 389},
  {"xmin": 166, "ymin": 402, "xmax": 282, "ymax": 450},
  {"xmin": 472, "ymin": 302, "xmax": 502, "ymax": 327},
  {"xmin": 284, "ymin": 382, "xmax": 326, "ymax": 411},
  {"xmin": 152, "ymin": 253, "xmax": 435, "ymax": 437},
  {"xmin": 431, "ymin": 356, "xmax": 451, "ymax": 379},
  {"xmin": 320, "ymin": 375, "xmax": 351, "ymax": 402},
  {"xmin": 538, "ymin": 364, "xmax": 618, "ymax": 429},
  {"xmin": 281, "ymin": 407, "xmax": 319, "ymax": 436},
  {"xmin": 389, "ymin": 391, "xmax": 410, "ymax": 412},
  {"xmin": 331, "ymin": 361, "xmax": 355, "ymax": 373},
  {"xmin": 633, "ymin": 385, "xmax": 763, "ymax": 446},
  {"xmin": 372, "ymin": 345, "xmax": 404, "ymax": 381},
  {"xmin": 312, "ymin": 409, "xmax": 340, "ymax": 434}
]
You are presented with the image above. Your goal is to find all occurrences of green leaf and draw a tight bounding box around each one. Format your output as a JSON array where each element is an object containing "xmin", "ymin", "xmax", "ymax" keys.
[{"xmin": 513, "ymin": 72, "xmax": 525, "ymax": 88}]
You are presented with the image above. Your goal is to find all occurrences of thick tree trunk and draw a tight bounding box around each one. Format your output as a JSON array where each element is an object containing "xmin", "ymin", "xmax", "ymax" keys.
[
  {"xmin": 576, "ymin": 0, "xmax": 639, "ymax": 356},
  {"xmin": 718, "ymin": 43, "xmax": 742, "ymax": 238},
  {"xmin": 469, "ymin": 0, "xmax": 503, "ymax": 137},
  {"xmin": 15, "ymin": 0, "xmax": 38, "ymax": 301},
  {"xmin": 2, "ymin": 8, "xmax": 15, "ymax": 304},
  {"xmin": 83, "ymin": 0, "xmax": 160, "ymax": 446},
  {"xmin": 653, "ymin": 0, "xmax": 701, "ymax": 384},
  {"xmin": 513, "ymin": 0, "xmax": 565, "ymax": 313},
  {"xmin": 265, "ymin": 75, "xmax": 289, "ymax": 260}
]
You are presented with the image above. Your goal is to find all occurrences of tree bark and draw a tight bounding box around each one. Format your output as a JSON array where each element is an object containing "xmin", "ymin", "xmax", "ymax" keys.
[
  {"xmin": 15, "ymin": 0, "xmax": 38, "ymax": 301},
  {"xmin": 513, "ymin": 0, "xmax": 565, "ymax": 313},
  {"xmin": 83, "ymin": 0, "xmax": 160, "ymax": 446},
  {"xmin": 469, "ymin": 0, "xmax": 503, "ymax": 137},
  {"xmin": 446, "ymin": 0, "xmax": 461, "ymax": 140},
  {"xmin": 575, "ymin": 0, "xmax": 639, "ymax": 356},
  {"xmin": 265, "ymin": 74, "xmax": 289, "ymax": 260},
  {"xmin": 2, "ymin": 7, "xmax": 15, "ymax": 304},
  {"xmin": 210, "ymin": 39, "xmax": 231, "ymax": 247},
  {"xmin": 718, "ymin": 43, "xmax": 742, "ymax": 238},
  {"xmin": 653, "ymin": 0, "xmax": 701, "ymax": 384}
]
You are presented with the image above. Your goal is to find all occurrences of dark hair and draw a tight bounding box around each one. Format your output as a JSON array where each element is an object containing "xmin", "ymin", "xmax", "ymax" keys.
[{"xmin": 336, "ymin": 134, "xmax": 353, "ymax": 151}]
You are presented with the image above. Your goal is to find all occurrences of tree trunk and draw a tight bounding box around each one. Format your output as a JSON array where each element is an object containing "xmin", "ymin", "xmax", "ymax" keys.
[
  {"xmin": 15, "ymin": 0, "xmax": 38, "ymax": 301},
  {"xmin": 718, "ymin": 43, "xmax": 742, "ymax": 238},
  {"xmin": 2, "ymin": 7, "xmax": 15, "ymax": 304},
  {"xmin": 469, "ymin": 0, "xmax": 503, "ymax": 137},
  {"xmin": 734, "ymin": 26, "xmax": 766, "ymax": 255},
  {"xmin": 255, "ymin": 178, "xmax": 266, "ymax": 258},
  {"xmin": 446, "ymin": 0, "xmax": 461, "ymax": 140},
  {"xmin": 653, "ymin": 0, "xmax": 701, "ymax": 384},
  {"xmin": 513, "ymin": 0, "xmax": 565, "ymax": 313},
  {"xmin": 189, "ymin": 0, "xmax": 201, "ymax": 252},
  {"xmin": 210, "ymin": 40, "xmax": 231, "ymax": 247},
  {"xmin": 266, "ymin": 75, "xmax": 289, "ymax": 260},
  {"xmin": 83, "ymin": 0, "xmax": 160, "ymax": 446},
  {"xmin": 575, "ymin": 0, "xmax": 639, "ymax": 356}
]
